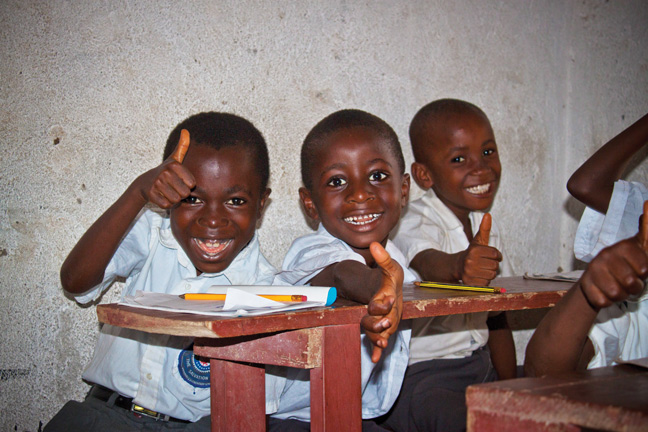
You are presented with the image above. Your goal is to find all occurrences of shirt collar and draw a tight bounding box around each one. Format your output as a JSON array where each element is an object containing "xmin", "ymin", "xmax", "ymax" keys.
[{"xmin": 421, "ymin": 189, "xmax": 465, "ymax": 232}]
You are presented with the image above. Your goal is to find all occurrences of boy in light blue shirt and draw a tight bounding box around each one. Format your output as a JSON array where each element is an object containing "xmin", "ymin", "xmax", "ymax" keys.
[
  {"xmin": 270, "ymin": 109, "xmax": 414, "ymax": 431},
  {"xmin": 46, "ymin": 112, "xmax": 278, "ymax": 431}
]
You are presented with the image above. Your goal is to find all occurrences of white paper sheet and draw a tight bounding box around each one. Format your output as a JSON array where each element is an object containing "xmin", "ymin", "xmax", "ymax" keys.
[{"xmin": 120, "ymin": 285, "xmax": 337, "ymax": 317}]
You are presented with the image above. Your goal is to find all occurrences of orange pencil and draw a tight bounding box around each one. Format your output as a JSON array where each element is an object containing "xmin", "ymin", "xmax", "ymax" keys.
[{"xmin": 179, "ymin": 293, "xmax": 308, "ymax": 302}]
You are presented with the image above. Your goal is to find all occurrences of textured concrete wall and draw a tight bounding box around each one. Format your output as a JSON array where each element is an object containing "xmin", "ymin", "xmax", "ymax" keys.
[{"xmin": 1, "ymin": 1, "xmax": 646, "ymax": 429}]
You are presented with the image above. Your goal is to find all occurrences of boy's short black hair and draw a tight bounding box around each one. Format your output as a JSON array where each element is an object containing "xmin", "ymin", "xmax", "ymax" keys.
[
  {"xmin": 409, "ymin": 98, "xmax": 490, "ymax": 163},
  {"xmin": 164, "ymin": 112, "xmax": 270, "ymax": 191},
  {"xmin": 301, "ymin": 109, "xmax": 405, "ymax": 190}
]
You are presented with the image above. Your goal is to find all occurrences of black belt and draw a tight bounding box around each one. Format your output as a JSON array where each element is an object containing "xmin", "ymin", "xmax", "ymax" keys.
[{"xmin": 89, "ymin": 384, "xmax": 190, "ymax": 423}]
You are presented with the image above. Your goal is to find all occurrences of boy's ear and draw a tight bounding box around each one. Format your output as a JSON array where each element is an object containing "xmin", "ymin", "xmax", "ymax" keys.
[
  {"xmin": 259, "ymin": 188, "xmax": 271, "ymax": 212},
  {"xmin": 411, "ymin": 162, "xmax": 434, "ymax": 190},
  {"xmin": 401, "ymin": 173, "xmax": 411, "ymax": 207},
  {"xmin": 299, "ymin": 187, "xmax": 319, "ymax": 221}
]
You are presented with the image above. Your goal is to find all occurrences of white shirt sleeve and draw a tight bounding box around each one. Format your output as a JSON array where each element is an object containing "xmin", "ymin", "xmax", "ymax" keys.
[
  {"xmin": 73, "ymin": 210, "xmax": 155, "ymax": 304},
  {"xmin": 574, "ymin": 180, "xmax": 648, "ymax": 263}
]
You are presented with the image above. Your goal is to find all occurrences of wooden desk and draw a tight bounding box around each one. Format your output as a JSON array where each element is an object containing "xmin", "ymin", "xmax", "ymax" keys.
[
  {"xmin": 466, "ymin": 363, "xmax": 648, "ymax": 432},
  {"xmin": 96, "ymin": 276, "xmax": 569, "ymax": 432}
]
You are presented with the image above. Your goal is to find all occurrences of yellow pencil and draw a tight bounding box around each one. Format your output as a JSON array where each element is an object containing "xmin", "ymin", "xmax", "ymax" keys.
[
  {"xmin": 414, "ymin": 281, "xmax": 505, "ymax": 294},
  {"xmin": 179, "ymin": 293, "xmax": 308, "ymax": 302}
]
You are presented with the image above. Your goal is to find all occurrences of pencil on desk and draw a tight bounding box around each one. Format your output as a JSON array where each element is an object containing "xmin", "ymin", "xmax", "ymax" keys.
[
  {"xmin": 179, "ymin": 293, "xmax": 308, "ymax": 302},
  {"xmin": 414, "ymin": 281, "xmax": 506, "ymax": 294}
]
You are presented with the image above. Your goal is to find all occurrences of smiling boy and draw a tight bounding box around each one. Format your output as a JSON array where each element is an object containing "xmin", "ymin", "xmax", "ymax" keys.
[
  {"xmin": 388, "ymin": 99, "xmax": 515, "ymax": 432},
  {"xmin": 47, "ymin": 112, "xmax": 276, "ymax": 431},
  {"xmin": 270, "ymin": 109, "xmax": 414, "ymax": 431}
]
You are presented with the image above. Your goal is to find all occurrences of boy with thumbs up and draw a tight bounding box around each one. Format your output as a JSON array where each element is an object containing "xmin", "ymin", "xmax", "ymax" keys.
[
  {"xmin": 47, "ymin": 112, "xmax": 276, "ymax": 431},
  {"xmin": 525, "ymin": 201, "xmax": 648, "ymax": 376},
  {"xmin": 386, "ymin": 99, "xmax": 515, "ymax": 432}
]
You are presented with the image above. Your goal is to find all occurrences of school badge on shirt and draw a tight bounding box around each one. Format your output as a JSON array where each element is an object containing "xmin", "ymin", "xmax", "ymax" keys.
[{"xmin": 178, "ymin": 344, "xmax": 210, "ymax": 388}]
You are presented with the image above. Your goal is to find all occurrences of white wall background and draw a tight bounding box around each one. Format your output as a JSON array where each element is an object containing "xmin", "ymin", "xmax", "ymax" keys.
[{"xmin": 1, "ymin": 1, "xmax": 647, "ymax": 429}]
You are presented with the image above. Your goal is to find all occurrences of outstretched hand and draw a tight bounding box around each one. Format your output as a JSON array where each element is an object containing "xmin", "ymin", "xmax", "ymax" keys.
[
  {"xmin": 579, "ymin": 201, "xmax": 648, "ymax": 309},
  {"xmin": 137, "ymin": 129, "xmax": 196, "ymax": 209},
  {"xmin": 360, "ymin": 242, "xmax": 404, "ymax": 363},
  {"xmin": 460, "ymin": 213, "xmax": 502, "ymax": 286}
]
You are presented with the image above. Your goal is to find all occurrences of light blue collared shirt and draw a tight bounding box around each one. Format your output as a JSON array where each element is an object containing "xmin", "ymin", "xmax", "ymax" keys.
[
  {"xmin": 271, "ymin": 224, "xmax": 413, "ymax": 421},
  {"xmin": 76, "ymin": 210, "xmax": 277, "ymax": 421}
]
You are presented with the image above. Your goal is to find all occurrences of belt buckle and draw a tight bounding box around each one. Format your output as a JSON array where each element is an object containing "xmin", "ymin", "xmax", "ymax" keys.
[{"xmin": 131, "ymin": 404, "xmax": 170, "ymax": 421}]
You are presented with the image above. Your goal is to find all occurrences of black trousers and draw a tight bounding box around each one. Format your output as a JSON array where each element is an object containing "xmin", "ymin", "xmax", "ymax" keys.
[{"xmin": 377, "ymin": 346, "xmax": 497, "ymax": 432}]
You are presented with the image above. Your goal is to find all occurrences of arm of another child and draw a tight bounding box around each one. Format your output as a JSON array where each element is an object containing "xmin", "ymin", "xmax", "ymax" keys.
[
  {"xmin": 410, "ymin": 213, "xmax": 502, "ymax": 286},
  {"xmin": 309, "ymin": 243, "xmax": 404, "ymax": 363},
  {"xmin": 567, "ymin": 113, "xmax": 648, "ymax": 214},
  {"xmin": 486, "ymin": 312, "xmax": 517, "ymax": 380},
  {"xmin": 524, "ymin": 201, "xmax": 648, "ymax": 377},
  {"xmin": 60, "ymin": 130, "xmax": 194, "ymax": 294}
]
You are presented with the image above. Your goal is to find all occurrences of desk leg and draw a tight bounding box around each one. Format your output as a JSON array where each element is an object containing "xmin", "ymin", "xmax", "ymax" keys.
[
  {"xmin": 310, "ymin": 324, "xmax": 362, "ymax": 432},
  {"xmin": 210, "ymin": 359, "xmax": 266, "ymax": 432}
]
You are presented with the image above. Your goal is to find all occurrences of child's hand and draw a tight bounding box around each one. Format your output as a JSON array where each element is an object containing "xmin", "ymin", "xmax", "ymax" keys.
[
  {"xmin": 579, "ymin": 201, "xmax": 648, "ymax": 309},
  {"xmin": 135, "ymin": 129, "xmax": 196, "ymax": 209},
  {"xmin": 360, "ymin": 242, "xmax": 404, "ymax": 363},
  {"xmin": 459, "ymin": 213, "xmax": 502, "ymax": 286}
]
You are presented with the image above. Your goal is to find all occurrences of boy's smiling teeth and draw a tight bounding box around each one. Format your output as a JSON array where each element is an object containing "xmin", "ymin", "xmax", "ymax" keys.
[
  {"xmin": 194, "ymin": 238, "xmax": 232, "ymax": 256},
  {"xmin": 465, "ymin": 183, "xmax": 490, "ymax": 195},
  {"xmin": 343, "ymin": 213, "xmax": 381, "ymax": 225}
]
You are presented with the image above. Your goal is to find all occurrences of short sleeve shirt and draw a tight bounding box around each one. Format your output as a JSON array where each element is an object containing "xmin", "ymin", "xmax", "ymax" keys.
[
  {"xmin": 271, "ymin": 224, "xmax": 414, "ymax": 421},
  {"xmin": 392, "ymin": 189, "xmax": 513, "ymax": 363},
  {"xmin": 574, "ymin": 180, "xmax": 648, "ymax": 263},
  {"xmin": 76, "ymin": 210, "xmax": 277, "ymax": 421}
]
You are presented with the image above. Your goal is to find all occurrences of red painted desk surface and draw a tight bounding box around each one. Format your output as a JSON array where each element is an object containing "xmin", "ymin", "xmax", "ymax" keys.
[
  {"xmin": 94, "ymin": 276, "xmax": 570, "ymax": 432},
  {"xmin": 466, "ymin": 363, "xmax": 648, "ymax": 432},
  {"xmin": 96, "ymin": 276, "xmax": 570, "ymax": 338}
]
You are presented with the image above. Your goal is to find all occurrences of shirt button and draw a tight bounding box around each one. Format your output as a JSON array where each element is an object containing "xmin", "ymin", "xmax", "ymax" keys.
[
  {"xmin": 146, "ymin": 373, "xmax": 153, "ymax": 380},
  {"xmin": 184, "ymin": 283, "xmax": 191, "ymax": 290}
]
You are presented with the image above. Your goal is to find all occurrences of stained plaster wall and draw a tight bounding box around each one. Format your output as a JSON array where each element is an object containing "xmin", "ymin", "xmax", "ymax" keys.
[{"xmin": 1, "ymin": 0, "xmax": 647, "ymax": 429}]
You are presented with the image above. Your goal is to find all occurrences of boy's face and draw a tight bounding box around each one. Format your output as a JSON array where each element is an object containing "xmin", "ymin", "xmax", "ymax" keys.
[
  {"xmin": 170, "ymin": 145, "xmax": 269, "ymax": 275},
  {"xmin": 300, "ymin": 127, "xmax": 410, "ymax": 262},
  {"xmin": 414, "ymin": 113, "xmax": 501, "ymax": 219}
]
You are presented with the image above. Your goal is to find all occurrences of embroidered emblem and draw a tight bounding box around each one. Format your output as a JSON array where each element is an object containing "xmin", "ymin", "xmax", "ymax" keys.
[{"xmin": 178, "ymin": 345, "xmax": 210, "ymax": 388}]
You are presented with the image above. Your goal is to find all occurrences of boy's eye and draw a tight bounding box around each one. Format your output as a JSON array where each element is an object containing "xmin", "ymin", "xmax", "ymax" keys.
[
  {"xmin": 451, "ymin": 156, "xmax": 465, "ymax": 163},
  {"xmin": 483, "ymin": 148, "xmax": 496, "ymax": 156},
  {"xmin": 227, "ymin": 197, "xmax": 246, "ymax": 206},
  {"xmin": 369, "ymin": 171, "xmax": 388, "ymax": 182},
  {"xmin": 182, "ymin": 196, "xmax": 202, "ymax": 204},
  {"xmin": 327, "ymin": 177, "xmax": 347, "ymax": 187}
]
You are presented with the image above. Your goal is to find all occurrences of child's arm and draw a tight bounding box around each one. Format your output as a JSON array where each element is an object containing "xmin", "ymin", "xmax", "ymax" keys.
[
  {"xmin": 309, "ymin": 243, "xmax": 404, "ymax": 363},
  {"xmin": 409, "ymin": 214, "xmax": 502, "ymax": 286},
  {"xmin": 486, "ymin": 313, "xmax": 517, "ymax": 380},
  {"xmin": 524, "ymin": 202, "xmax": 648, "ymax": 377},
  {"xmin": 60, "ymin": 131, "xmax": 194, "ymax": 294},
  {"xmin": 567, "ymin": 113, "xmax": 648, "ymax": 214}
]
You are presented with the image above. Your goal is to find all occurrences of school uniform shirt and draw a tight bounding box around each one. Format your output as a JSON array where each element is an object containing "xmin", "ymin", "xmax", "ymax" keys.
[
  {"xmin": 74, "ymin": 210, "xmax": 279, "ymax": 422},
  {"xmin": 392, "ymin": 189, "xmax": 513, "ymax": 364},
  {"xmin": 271, "ymin": 224, "xmax": 415, "ymax": 421},
  {"xmin": 572, "ymin": 180, "xmax": 648, "ymax": 369},
  {"xmin": 588, "ymin": 286, "xmax": 648, "ymax": 368},
  {"xmin": 574, "ymin": 180, "xmax": 648, "ymax": 263}
]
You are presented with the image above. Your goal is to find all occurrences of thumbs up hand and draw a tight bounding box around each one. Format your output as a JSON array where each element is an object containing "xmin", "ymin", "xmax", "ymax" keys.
[
  {"xmin": 135, "ymin": 129, "xmax": 196, "ymax": 209},
  {"xmin": 578, "ymin": 201, "xmax": 648, "ymax": 310},
  {"xmin": 459, "ymin": 213, "xmax": 503, "ymax": 286}
]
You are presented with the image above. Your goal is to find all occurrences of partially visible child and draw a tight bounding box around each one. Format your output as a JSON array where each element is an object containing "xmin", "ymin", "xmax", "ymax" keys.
[
  {"xmin": 388, "ymin": 98, "xmax": 516, "ymax": 432},
  {"xmin": 269, "ymin": 109, "xmax": 414, "ymax": 431},
  {"xmin": 567, "ymin": 112, "xmax": 648, "ymax": 262},
  {"xmin": 525, "ymin": 201, "xmax": 648, "ymax": 376},
  {"xmin": 524, "ymin": 113, "xmax": 648, "ymax": 376},
  {"xmin": 46, "ymin": 112, "xmax": 277, "ymax": 431}
]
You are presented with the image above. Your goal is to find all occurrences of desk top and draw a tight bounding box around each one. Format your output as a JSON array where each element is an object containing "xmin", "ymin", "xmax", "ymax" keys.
[
  {"xmin": 97, "ymin": 276, "xmax": 570, "ymax": 339},
  {"xmin": 466, "ymin": 363, "xmax": 648, "ymax": 431}
]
